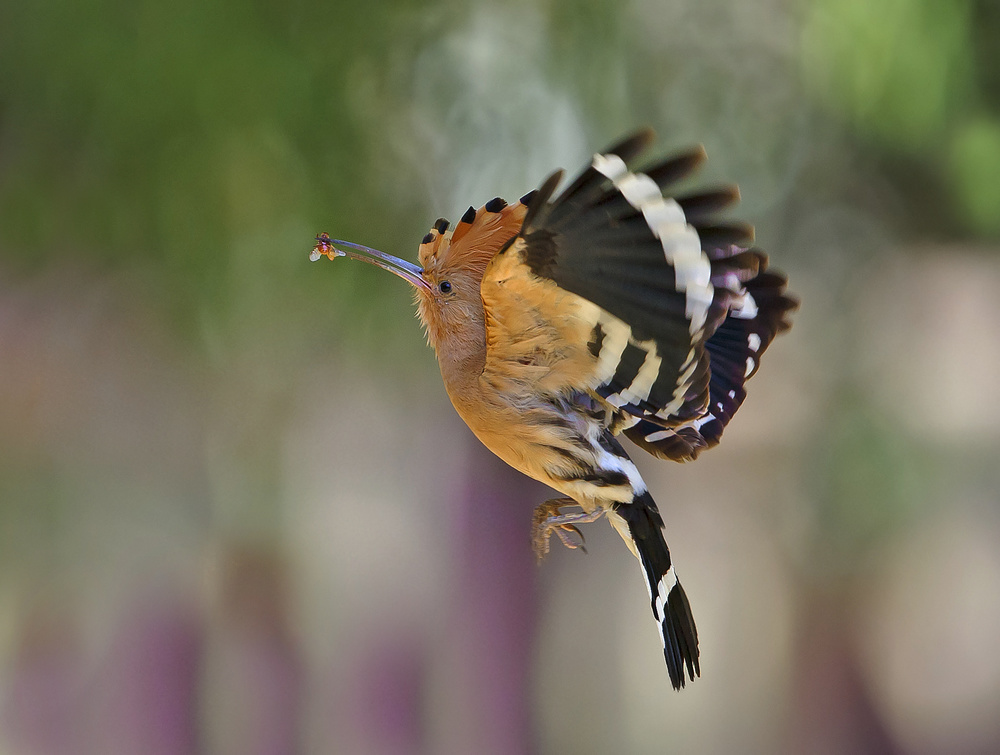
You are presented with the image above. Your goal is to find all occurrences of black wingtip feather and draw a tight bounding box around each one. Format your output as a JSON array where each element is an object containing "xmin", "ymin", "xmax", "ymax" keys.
[
  {"xmin": 695, "ymin": 222, "xmax": 756, "ymax": 249},
  {"xmin": 543, "ymin": 129, "xmax": 657, "ymax": 214},
  {"xmin": 644, "ymin": 145, "xmax": 708, "ymax": 189},
  {"xmin": 604, "ymin": 128, "xmax": 656, "ymax": 163},
  {"xmin": 624, "ymin": 421, "xmax": 709, "ymax": 463},
  {"xmin": 522, "ymin": 169, "xmax": 564, "ymax": 230},
  {"xmin": 676, "ymin": 185, "xmax": 742, "ymax": 221}
]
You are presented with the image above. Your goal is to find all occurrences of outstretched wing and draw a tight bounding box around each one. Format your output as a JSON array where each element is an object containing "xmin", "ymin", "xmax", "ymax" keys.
[{"xmin": 480, "ymin": 129, "xmax": 796, "ymax": 458}]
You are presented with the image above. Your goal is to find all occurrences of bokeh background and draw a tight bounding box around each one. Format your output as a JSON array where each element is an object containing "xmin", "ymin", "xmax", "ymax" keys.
[{"xmin": 2, "ymin": 0, "xmax": 999, "ymax": 753}]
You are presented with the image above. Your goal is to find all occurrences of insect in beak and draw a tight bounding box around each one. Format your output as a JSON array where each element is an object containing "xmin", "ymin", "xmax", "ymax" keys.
[{"xmin": 311, "ymin": 233, "xmax": 431, "ymax": 292}]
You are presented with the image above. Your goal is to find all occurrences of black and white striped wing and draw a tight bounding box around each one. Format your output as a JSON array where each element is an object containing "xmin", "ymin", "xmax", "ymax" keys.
[{"xmin": 514, "ymin": 129, "xmax": 795, "ymax": 460}]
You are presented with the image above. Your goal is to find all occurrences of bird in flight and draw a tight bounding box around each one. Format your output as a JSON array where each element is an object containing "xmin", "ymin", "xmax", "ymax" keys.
[{"xmin": 312, "ymin": 129, "xmax": 796, "ymax": 690}]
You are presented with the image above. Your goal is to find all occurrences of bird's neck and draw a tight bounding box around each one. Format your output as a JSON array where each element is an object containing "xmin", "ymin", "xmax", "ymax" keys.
[
  {"xmin": 421, "ymin": 296, "xmax": 490, "ymax": 415},
  {"xmin": 435, "ymin": 328, "xmax": 487, "ymax": 401}
]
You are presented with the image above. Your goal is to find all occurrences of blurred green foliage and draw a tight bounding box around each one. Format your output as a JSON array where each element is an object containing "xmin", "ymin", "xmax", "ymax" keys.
[
  {"xmin": 2, "ymin": 0, "xmax": 998, "ymax": 330},
  {"xmin": 950, "ymin": 117, "xmax": 1000, "ymax": 235},
  {"xmin": 810, "ymin": 393, "xmax": 932, "ymax": 571},
  {"xmin": 802, "ymin": 0, "xmax": 1000, "ymax": 238},
  {"xmin": 2, "ymin": 2, "xmax": 1000, "ymax": 751},
  {"xmin": 0, "ymin": 0, "xmax": 419, "ymax": 341},
  {"xmin": 0, "ymin": 0, "xmax": 996, "ymax": 542},
  {"xmin": 802, "ymin": 0, "xmax": 974, "ymax": 152}
]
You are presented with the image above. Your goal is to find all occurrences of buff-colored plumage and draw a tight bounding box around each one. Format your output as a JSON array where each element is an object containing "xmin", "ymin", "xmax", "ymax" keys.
[
  {"xmin": 410, "ymin": 198, "xmax": 620, "ymax": 509},
  {"xmin": 314, "ymin": 130, "xmax": 796, "ymax": 690},
  {"xmin": 415, "ymin": 201, "xmax": 528, "ymax": 373}
]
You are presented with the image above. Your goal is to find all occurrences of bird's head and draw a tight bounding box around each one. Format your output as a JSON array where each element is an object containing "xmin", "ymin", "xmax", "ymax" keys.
[{"xmin": 312, "ymin": 195, "xmax": 531, "ymax": 365}]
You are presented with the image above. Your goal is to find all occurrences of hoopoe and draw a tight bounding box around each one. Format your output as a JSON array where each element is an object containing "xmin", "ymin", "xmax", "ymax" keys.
[{"xmin": 313, "ymin": 129, "xmax": 796, "ymax": 690}]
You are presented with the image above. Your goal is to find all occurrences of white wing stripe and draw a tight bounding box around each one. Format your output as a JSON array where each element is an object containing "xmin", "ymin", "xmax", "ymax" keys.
[
  {"xmin": 731, "ymin": 291, "xmax": 758, "ymax": 320},
  {"xmin": 591, "ymin": 151, "xmax": 714, "ymax": 339},
  {"xmin": 618, "ymin": 344, "xmax": 663, "ymax": 406}
]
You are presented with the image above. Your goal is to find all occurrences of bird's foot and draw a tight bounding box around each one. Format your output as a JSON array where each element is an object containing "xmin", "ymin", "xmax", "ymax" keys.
[{"xmin": 531, "ymin": 498, "xmax": 605, "ymax": 562}]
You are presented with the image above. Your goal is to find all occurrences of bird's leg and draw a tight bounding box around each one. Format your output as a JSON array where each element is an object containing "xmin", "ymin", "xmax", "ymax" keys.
[{"xmin": 531, "ymin": 498, "xmax": 606, "ymax": 561}]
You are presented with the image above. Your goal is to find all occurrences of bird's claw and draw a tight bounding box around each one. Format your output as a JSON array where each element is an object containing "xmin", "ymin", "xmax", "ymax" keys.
[
  {"xmin": 532, "ymin": 498, "xmax": 600, "ymax": 562},
  {"xmin": 553, "ymin": 523, "xmax": 586, "ymax": 552}
]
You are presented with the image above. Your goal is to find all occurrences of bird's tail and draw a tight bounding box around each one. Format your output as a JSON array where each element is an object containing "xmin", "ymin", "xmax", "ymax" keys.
[{"xmin": 612, "ymin": 492, "xmax": 700, "ymax": 689}]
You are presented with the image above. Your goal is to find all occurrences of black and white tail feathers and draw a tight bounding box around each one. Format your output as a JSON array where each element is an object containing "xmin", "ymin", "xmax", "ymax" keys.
[
  {"xmin": 509, "ymin": 129, "xmax": 794, "ymax": 690},
  {"xmin": 614, "ymin": 491, "xmax": 700, "ymax": 690}
]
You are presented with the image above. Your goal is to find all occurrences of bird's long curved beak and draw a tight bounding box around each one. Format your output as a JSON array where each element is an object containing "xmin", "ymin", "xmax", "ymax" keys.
[{"xmin": 311, "ymin": 234, "xmax": 431, "ymax": 292}]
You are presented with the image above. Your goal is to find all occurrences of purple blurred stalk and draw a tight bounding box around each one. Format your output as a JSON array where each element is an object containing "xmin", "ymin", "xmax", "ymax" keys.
[{"xmin": 442, "ymin": 438, "xmax": 545, "ymax": 754}]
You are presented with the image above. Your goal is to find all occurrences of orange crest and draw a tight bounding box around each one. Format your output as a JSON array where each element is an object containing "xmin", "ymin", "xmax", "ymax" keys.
[{"xmin": 417, "ymin": 196, "xmax": 531, "ymax": 285}]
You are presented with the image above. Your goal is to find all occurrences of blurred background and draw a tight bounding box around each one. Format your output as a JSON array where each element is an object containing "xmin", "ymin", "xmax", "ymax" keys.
[{"xmin": 2, "ymin": 0, "xmax": 999, "ymax": 753}]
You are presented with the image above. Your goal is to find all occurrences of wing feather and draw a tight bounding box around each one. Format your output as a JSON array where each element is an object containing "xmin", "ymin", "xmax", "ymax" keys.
[{"xmin": 480, "ymin": 130, "xmax": 796, "ymax": 457}]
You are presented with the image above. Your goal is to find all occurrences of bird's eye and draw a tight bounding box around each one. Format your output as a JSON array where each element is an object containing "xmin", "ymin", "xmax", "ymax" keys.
[{"xmin": 438, "ymin": 280, "xmax": 452, "ymax": 294}]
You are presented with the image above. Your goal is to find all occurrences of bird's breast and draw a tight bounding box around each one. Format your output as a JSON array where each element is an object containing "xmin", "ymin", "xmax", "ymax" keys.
[{"xmin": 445, "ymin": 378, "xmax": 638, "ymax": 509}]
